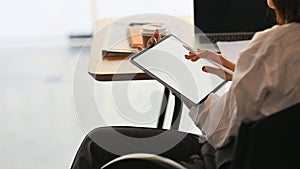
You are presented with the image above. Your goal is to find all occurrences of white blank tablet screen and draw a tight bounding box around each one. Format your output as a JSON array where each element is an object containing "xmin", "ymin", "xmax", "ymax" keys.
[{"xmin": 131, "ymin": 35, "xmax": 224, "ymax": 104}]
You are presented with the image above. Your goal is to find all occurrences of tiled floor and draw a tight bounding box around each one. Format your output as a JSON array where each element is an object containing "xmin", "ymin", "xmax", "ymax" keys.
[{"xmin": 0, "ymin": 39, "xmax": 201, "ymax": 169}]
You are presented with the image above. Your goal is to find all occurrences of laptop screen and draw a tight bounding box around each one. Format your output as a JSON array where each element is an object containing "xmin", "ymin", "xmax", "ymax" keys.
[{"xmin": 194, "ymin": 0, "xmax": 277, "ymax": 33}]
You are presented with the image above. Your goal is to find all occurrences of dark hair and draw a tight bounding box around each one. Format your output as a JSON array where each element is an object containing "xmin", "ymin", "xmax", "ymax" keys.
[{"xmin": 272, "ymin": 0, "xmax": 300, "ymax": 24}]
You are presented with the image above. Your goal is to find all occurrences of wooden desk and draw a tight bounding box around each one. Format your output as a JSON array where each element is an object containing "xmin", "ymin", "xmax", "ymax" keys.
[
  {"xmin": 88, "ymin": 16, "xmax": 193, "ymax": 82},
  {"xmin": 88, "ymin": 17, "xmax": 193, "ymax": 129},
  {"xmin": 88, "ymin": 55, "xmax": 152, "ymax": 81}
]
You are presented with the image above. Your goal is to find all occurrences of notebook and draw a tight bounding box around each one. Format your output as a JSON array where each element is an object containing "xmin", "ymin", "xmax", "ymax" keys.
[
  {"xmin": 194, "ymin": 0, "xmax": 276, "ymax": 43},
  {"xmin": 130, "ymin": 34, "xmax": 226, "ymax": 104}
]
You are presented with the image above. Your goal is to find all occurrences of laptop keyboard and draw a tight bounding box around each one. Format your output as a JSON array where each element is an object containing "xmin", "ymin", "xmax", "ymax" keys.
[{"xmin": 198, "ymin": 32, "xmax": 254, "ymax": 43}]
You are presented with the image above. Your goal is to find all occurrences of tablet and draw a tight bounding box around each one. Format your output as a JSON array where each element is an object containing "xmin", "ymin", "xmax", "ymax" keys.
[{"xmin": 130, "ymin": 34, "xmax": 226, "ymax": 104}]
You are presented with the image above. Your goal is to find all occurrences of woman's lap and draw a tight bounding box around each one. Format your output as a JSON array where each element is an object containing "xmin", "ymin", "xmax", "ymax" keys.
[{"xmin": 70, "ymin": 126, "xmax": 205, "ymax": 169}]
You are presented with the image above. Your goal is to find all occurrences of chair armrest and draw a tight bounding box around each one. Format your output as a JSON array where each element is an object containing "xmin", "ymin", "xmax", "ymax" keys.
[{"xmin": 101, "ymin": 153, "xmax": 186, "ymax": 169}]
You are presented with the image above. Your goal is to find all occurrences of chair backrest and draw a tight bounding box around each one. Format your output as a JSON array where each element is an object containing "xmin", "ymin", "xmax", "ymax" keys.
[{"xmin": 231, "ymin": 103, "xmax": 300, "ymax": 169}]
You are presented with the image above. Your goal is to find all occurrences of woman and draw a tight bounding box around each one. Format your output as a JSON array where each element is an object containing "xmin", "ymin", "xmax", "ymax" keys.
[
  {"xmin": 71, "ymin": 0, "xmax": 300, "ymax": 169},
  {"xmin": 187, "ymin": 0, "xmax": 300, "ymax": 149}
]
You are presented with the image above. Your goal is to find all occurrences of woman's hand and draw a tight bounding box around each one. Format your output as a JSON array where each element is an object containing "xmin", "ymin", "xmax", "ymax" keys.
[
  {"xmin": 147, "ymin": 29, "xmax": 161, "ymax": 47},
  {"xmin": 137, "ymin": 29, "xmax": 161, "ymax": 51},
  {"xmin": 185, "ymin": 49, "xmax": 235, "ymax": 80}
]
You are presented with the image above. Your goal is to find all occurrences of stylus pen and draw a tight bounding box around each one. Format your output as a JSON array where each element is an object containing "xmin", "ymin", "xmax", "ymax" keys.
[{"xmin": 183, "ymin": 45, "xmax": 234, "ymax": 76}]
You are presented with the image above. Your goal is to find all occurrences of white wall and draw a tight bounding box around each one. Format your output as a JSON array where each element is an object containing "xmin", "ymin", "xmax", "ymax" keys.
[
  {"xmin": 0, "ymin": 0, "xmax": 92, "ymax": 42},
  {"xmin": 0, "ymin": 0, "xmax": 193, "ymax": 42},
  {"xmin": 94, "ymin": 0, "xmax": 193, "ymax": 19}
]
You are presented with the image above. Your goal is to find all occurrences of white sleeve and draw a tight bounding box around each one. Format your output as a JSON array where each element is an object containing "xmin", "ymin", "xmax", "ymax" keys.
[
  {"xmin": 189, "ymin": 91, "xmax": 237, "ymax": 149},
  {"xmin": 189, "ymin": 41, "xmax": 270, "ymax": 149}
]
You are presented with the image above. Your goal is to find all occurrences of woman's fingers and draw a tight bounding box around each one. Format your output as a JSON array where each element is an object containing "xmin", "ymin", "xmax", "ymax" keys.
[
  {"xmin": 184, "ymin": 49, "xmax": 208, "ymax": 62},
  {"xmin": 153, "ymin": 29, "xmax": 161, "ymax": 41},
  {"xmin": 138, "ymin": 30, "xmax": 161, "ymax": 51},
  {"xmin": 202, "ymin": 66, "xmax": 232, "ymax": 80},
  {"xmin": 146, "ymin": 37, "xmax": 157, "ymax": 47},
  {"xmin": 185, "ymin": 52, "xmax": 195, "ymax": 59},
  {"xmin": 146, "ymin": 29, "xmax": 161, "ymax": 47},
  {"xmin": 196, "ymin": 49, "xmax": 222, "ymax": 64},
  {"xmin": 137, "ymin": 46, "xmax": 144, "ymax": 51},
  {"xmin": 191, "ymin": 56, "xmax": 200, "ymax": 62},
  {"xmin": 185, "ymin": 53, "xmax": 200, "ymax": 62}
]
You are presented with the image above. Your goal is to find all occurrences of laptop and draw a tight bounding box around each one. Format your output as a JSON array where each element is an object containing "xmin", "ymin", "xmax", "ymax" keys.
[{"xmin": 194, "ymin": 0, "xmax": 276, "ymax": 44}]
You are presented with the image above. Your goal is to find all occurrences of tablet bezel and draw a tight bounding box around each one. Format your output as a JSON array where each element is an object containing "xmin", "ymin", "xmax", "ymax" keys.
[{"xmin": 130, "ymin": 34, "xmax": 226, "ymax": 105}]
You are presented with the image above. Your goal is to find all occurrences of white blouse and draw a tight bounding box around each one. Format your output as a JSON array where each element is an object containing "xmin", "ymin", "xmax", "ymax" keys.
[{"xmin": 189, "ymin": 22, "xmax": 300, "ymax": 149}]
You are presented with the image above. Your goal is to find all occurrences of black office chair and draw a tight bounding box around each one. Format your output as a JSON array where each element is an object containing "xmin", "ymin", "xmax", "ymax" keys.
[
  {"xmin": 102, "ymin": 103, "xmax": 300, "ymax": 169},
  {"xmin": 231, "ymin": 102, "xmax": 300, "ymax": 169}
]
